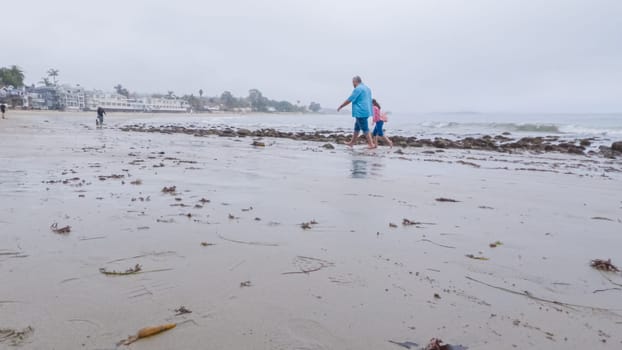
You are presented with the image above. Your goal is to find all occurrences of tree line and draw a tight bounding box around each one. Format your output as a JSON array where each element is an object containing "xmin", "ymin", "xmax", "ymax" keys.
[{"xmin": 183, "ymin": 89, "xmax": 321, "ymax": 113}]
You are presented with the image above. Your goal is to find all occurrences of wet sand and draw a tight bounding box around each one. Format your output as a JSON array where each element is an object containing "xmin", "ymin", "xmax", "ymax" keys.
[{"xmin": 1, "ymin": 112, "xmax": 621, "ymax": 349}]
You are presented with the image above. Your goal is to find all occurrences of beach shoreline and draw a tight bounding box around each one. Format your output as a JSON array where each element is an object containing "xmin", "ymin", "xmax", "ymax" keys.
[
  {"xmin": 1, "ymin": 112, "xmax": 621, "ymax": 349},
  {"xmin": 1, "ymin": 108, "xmax": 318, "ymax": 118}
]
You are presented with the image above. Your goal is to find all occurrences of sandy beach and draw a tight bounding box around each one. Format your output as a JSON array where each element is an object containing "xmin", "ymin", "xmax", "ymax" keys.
[{"xmin": 1, "ymin": 112, "xmax": 621, "ymax": 349}]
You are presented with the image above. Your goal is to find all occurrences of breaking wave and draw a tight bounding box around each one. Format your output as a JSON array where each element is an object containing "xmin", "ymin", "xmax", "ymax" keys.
[{"xmin": 417, "ymin": 121, "xmax": 622, "ymax": 136}]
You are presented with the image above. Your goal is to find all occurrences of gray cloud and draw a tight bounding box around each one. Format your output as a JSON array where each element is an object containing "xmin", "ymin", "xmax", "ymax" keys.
[{"xmin": 4, "ymin": 0, "xmax": 621, "ymax": 112}]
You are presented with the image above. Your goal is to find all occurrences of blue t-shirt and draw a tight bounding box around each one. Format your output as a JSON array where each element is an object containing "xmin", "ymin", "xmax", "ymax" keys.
[{"xmin": 347, "ymin": 83, "xmax": 372, "ymax": 118}]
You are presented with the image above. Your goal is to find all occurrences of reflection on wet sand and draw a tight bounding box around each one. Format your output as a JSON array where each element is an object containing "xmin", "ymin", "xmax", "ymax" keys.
[
  {"xmin": 350, "ymin": 157, "xmax": 385, "ymax": 179},
  {"xmin": 351, "ymin": 159, "xmax": 368, "ymax": 179}
]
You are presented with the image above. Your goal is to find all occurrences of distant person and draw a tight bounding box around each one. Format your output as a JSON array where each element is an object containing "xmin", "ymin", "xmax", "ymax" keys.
[
  {"xmin": 337, "ymin": 76, "xmax": 375, "ymax": 149},
  {"xmin": 96, "ymin": 107, "xmax": 106, "ymax": 127},
  {"xmin": 0, "ymin": 104, "xmax": 6, "ymax": 119},
  {"xmin": 372, "ymin": 99, "xmax": 393, "ymax": 147}
]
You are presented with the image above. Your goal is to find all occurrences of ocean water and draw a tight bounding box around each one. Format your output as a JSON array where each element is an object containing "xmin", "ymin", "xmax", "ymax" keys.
[
  {"xmin": 205, "ymin": 112, "xmax": 621, "ymax": 139},
  {"xmin": 124, "ymin": 111, "xmax": 622, "ymax": 146}
]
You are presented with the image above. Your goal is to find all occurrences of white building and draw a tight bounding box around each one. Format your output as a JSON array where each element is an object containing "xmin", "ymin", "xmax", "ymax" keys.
[
  {"xmin": 86, "ymin": 92, "xmax": 137, "ymax": 112},
  {"xmin": 143, "ymin": 97, "xmax": 190, "ymax": 113},
  {"xmin": 85, "ymin": 92, "xmax": 189, "ymax": 113}
]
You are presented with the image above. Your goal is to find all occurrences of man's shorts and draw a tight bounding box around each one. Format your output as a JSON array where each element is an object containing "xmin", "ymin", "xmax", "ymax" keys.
[
  {"xmin": 372, "ymin": 121, "xmax": 384, "ymax": 136},
  {"xmin": 353, "ymin": 117, "xmax": 370, "ymax": 134}
]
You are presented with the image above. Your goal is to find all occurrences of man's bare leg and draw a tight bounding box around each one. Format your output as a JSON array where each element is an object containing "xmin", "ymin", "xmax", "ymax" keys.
[
  {"xmin": 346, "ymin": 131, "xmax": 360, "ymax": 147},
  {"xmin": 365, "ymin": 133, "xmax": 376, "ymax": 149}
]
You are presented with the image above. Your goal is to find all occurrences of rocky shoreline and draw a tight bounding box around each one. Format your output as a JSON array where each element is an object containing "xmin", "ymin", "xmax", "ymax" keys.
[{"xmin": 119, "ymin": 124, "xmax": 622, "ymax": 158}]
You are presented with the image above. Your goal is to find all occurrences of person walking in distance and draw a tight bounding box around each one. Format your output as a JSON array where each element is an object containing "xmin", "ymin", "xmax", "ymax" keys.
[
  {"xmin": 96, "ymin": 107, "xmax": 106, "ymax": 127},
  {"xmin": 337, "ymin": 76, "xmax": 375, "ymax": 149}
]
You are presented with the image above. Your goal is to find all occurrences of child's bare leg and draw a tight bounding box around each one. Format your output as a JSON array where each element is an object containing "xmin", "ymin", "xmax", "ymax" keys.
[{"xmin": 384, "ymin": 136, "xmax": 393, "ymax": 147}]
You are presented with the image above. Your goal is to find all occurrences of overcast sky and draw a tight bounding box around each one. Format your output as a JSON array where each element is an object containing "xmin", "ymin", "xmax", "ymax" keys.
[{"xmin": 3, "ymin": 0, "xmax": 621, "ymax": 112}]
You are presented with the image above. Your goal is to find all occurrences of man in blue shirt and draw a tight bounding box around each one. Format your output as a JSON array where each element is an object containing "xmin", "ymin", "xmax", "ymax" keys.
[{"xmin": 337, "ymin": 76, "xmax": 375, "ymax": 148}]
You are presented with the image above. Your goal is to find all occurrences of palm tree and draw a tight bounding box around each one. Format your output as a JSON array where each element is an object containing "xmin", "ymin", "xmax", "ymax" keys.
[
  {"xmin": 47, "ymin": 68, "xmax": 60, "ymax": 85},
  {"xmin": 10, "ymin": 65, "xmax": 25, "ymax": 86},
  {"xmin": 0, "ymin": 65, "xmax": 25, "ymax": 87},
  {"xmin": 167, "ymin": 91, "xmax": 174, "ymax": 98}
]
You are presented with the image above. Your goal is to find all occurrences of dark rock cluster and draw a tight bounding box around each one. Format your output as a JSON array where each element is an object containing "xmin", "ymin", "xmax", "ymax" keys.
[{"xmin": 118, "ymin": 124, "xmax": 620, "ymax": 157}]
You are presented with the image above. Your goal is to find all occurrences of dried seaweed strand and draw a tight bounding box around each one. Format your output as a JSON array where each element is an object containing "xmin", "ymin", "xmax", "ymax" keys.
[
  {"xmin": 418, "ymin": 239, "xmax": 456, "ymax": 249},
  {"xmin": 217, "ymin": 234, "xmax": 278, "ymax": 247},
  {"xmin": 599, "ymin": 271, "xmax": 622, "ymax": 287},
  {"xmin": 466, "ymin": 276, "xmax": 621, "ymax": 313},
  {"xmin": 99, "ymin": 264, "xmax": 142, "ymax": 276},
  {"xmin": 282, "ymin": 267, "xmax": 324, "ymax": 275}
]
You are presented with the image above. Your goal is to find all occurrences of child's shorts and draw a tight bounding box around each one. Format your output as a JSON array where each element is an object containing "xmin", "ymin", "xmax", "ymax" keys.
[{"xmin": 372, "ymin": 121, "xmax": 385, "ymax": 136}]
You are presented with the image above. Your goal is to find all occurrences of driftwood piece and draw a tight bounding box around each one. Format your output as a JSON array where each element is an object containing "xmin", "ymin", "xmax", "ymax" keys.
[{"xmin": 117, "ymin": 323, "xmax": 176, "ymax": 346}]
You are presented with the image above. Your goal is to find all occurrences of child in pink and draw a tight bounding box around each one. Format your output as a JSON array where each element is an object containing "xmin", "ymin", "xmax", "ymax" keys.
[{"xmin": 372, "ymin": 99, "xmax": 393, "ymax": 147}]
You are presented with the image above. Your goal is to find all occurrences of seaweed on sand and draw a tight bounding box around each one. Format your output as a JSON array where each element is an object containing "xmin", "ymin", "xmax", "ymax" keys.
[
  {"xmin": 591, "ymin": 259, "xmax": 619, "ymax": 272},
  {"xmin": 50, "ymin": 223, "xmax": 71, "ymax": 234},
  {"xmin": 99, "ymin": 264, "xmax": 142, "ymax": 276}
]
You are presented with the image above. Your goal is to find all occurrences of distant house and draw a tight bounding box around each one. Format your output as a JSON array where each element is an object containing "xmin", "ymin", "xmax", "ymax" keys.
[
  {"xmin": 58, "ymin": 85, "xmax": 86, "ymax": 111},
  {"xmin": 21, "ymin": 85, "xmax": 85, "ymax": 110},
  {"xmin": 0, "ymin": 86, "xmax": 27, "ymax": 107},
  {"xmin": 11, "ymin": 84, "xmax": 190, "ymax": 113},
  {"xmin": 27, "ymin": 86, "xmax": 61, "ymax": 110},
  {"xmin": 23, "ymin": 91, "xmax": 44, "ymax": 109}
]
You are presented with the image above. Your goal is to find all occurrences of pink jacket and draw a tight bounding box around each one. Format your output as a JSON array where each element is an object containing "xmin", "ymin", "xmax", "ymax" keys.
[
  {"xmin": 373, "ymin": 106, "xmax": 387, "ymax": 123},
  {"xmin": 373, "ymin": 106, "xmax": 382, "ymax": 123}
]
